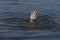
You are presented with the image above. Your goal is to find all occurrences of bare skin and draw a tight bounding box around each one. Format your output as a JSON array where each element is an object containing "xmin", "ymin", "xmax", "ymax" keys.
[
  {"xmin": 29, "ymin": 10, "xmax": 37, "ymax": 23},
  {"xmin": 29, "ymin": 10, "xmax": 37, "ymax": 37}
]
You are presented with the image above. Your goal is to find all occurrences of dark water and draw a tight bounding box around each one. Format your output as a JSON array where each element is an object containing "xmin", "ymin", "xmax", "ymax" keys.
[
  {"xmin": 0, "ymin": 0, "xmax": 60, "ymax": 23},
  {"xmin": 0, "ymin": 0, "xmax": 60, "ymax": 40}
]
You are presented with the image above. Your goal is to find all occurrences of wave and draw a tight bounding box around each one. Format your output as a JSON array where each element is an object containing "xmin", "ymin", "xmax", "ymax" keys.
[{"xmin": 0, "ymin": 15, "xmax": 59, "ymax": 30}]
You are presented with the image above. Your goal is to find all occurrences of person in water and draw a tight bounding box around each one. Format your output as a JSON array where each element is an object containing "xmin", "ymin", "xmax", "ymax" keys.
[
  {"xmin": 29, "ymin": 10, "xmax": 37, "ymax": 23},
  {"xmin": 29, "ymin": 10, "xmax": 37, "ymax": 32}
]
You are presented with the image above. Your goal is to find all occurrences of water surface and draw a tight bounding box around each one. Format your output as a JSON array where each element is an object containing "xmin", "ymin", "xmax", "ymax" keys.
[{"xmin": 0, "ymin": 0, "xmax": 60, "ymax": 40}]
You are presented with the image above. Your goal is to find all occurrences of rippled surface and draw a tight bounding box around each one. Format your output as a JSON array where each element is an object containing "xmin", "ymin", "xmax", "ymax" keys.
[{"xmin": 0, "ymin": 0, "xmax": 60, "ymax": 40}]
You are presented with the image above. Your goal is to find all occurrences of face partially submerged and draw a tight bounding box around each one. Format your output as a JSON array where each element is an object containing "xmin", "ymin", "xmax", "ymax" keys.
[{"xmin": 30, "ymin": 10, "xmax": 37, "ymax": 23}]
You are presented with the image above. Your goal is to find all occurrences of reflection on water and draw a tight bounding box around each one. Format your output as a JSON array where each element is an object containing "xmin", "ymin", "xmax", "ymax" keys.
[
  {"xmin": 0, "ymin": 0, "xmax": 60, "ymax": 40},
  {"xmin": 31, "ymin": 30, "xmax": 37, "ymax": 37},
  {"xmin": 30, "ymin": 24, "xmax": 36, "ymax": 37}
]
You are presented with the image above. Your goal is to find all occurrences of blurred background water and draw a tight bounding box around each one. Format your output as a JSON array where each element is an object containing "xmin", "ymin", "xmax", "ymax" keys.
[
  {"xmin": 0, "ymin": 0, "xmax": 60, "ymax": 24},
  {"xmin": 0, "ymin": 0, "xmax": 60, "ymax": 40}
]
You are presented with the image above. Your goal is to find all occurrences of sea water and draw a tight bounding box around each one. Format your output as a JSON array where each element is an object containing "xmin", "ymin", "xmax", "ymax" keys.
[{"xmin": 0, "ymin": 0, "xmax": 60, "ymax": 40}]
